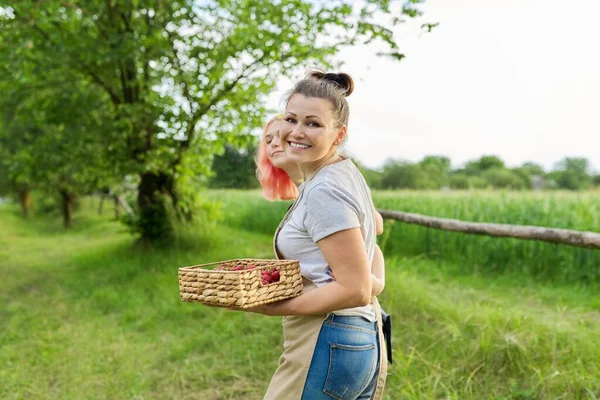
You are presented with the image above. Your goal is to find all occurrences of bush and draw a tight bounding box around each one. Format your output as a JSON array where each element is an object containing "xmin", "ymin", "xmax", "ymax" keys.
[{"xmin": 483, "ymin": 168, "xmax": 527, "ymax": 189}]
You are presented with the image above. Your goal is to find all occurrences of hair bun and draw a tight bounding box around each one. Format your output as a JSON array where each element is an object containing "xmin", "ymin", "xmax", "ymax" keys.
[{"xmin": 308, "ymin": 70, "xmax": 354, "ymax": 97}]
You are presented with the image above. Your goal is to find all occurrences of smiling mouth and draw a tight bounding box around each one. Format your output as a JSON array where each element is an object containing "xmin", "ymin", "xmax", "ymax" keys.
[{"xmin": 288, "ymin": 141, "xmax": 312, "ymax": 149}]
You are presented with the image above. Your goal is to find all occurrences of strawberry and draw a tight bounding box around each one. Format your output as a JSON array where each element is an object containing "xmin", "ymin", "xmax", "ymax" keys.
[{"xmin": 271, "ymin": 271, "xmax": 280, "ymax": 282}]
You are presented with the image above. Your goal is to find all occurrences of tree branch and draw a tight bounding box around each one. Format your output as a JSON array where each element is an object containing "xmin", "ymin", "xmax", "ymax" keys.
[
  {"xmin": 165, "ymin": 31, "xmax": 194, "ymax": 115},
  {"xmin": 182, "ymin": 53, "xmax": 269, "ymax": 148}
]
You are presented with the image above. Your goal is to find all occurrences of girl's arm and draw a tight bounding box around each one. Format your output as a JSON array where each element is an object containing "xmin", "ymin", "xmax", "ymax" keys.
[
  {"xmin": 248, "ymin": 227, "xmax": 372, "ymax": 316},
  {"xmin": 375, "ymin": 209, "xmax": 384, "ymax": 235},
  {"xmin": 371, "ymin": 204, "xmax": 385, "ymax": 296},
  {"xmin": 371, "ymin": 244, "xmax": 385, "ymax": 296}
]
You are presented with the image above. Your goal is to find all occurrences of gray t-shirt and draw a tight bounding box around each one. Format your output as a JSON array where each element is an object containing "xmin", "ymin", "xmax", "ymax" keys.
[{"xmin": 275, "ymin": 158, "xmax": 376, "ymax": 321}]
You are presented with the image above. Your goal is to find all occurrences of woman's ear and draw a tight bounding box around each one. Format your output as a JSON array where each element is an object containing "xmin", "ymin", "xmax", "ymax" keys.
[{"xmin": 334, "ymin": 126, "xmax": 347, "ymax": 145}]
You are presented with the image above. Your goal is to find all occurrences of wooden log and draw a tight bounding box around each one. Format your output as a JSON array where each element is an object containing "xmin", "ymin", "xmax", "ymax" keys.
[{"xmin": 377, "ymin": 209, "xmax": 600, "ymax": 250}]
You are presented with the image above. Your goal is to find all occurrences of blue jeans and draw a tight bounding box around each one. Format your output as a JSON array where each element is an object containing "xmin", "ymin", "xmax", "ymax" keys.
[{"xmin": 301, "ymin": 314, "xmax": 380, "ymax": 400}]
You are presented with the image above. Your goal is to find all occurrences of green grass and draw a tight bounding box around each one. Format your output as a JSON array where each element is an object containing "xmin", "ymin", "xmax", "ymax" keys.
[{"xmin": 1, "ymin": 196, "xmax": 600, "ymax": 399}]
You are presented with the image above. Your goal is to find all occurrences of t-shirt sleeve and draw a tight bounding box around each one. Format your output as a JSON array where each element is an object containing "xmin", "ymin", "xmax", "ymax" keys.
[{"xmin": 304, "ymin": 183, "xmax": 361, "ymax": 243}]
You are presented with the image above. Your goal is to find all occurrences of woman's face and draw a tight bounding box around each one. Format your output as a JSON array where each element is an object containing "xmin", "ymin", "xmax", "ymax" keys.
[
  {"xmin": 279, "ymin": 94, "xmax": 344, "ymax": 166},
  {"xmin": 264, "ymin": 120, "xmax": 288, "ymax": 169}
]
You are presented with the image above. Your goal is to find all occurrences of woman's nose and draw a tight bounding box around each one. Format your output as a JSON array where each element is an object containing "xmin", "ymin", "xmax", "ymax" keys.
[{"xmin": 288, "ymin": 123, "xmax": 305, "ymax": 139}]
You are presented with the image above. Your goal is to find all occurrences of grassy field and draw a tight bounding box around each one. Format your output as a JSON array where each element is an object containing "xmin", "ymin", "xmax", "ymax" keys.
[{"xmin": 1, "ymin": 193, "xmax": 600, "ymax": 399}]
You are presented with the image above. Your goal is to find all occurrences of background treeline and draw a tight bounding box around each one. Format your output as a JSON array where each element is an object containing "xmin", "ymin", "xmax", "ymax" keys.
[{"xmin": 209, "ymin": 144, "xmax": 599, "ymax": 191}]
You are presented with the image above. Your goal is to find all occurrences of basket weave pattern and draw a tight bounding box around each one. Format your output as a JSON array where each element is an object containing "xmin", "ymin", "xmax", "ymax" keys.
[{"xmin": 178, "ymin": 259, "xmax": 303, "ymax": 309}]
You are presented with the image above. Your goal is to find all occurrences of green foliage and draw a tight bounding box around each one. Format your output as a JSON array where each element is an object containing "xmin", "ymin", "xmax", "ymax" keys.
[
  {"xmin": 210, "ymin": 143, "xmax": 259, "ymax": 189},
  {"xmin": 0, "ymin": 0, "xmax": 424, "ymax": 239},
  {"xmin": 380, "ymin": 160, "xmax": 430, "ymax": 189},
  {"xmin": 550, "ymin": 157, "xmax": 593, "ymax": 191},
  {"xmin": 380, "ymin": 156, "xmax": 451, "ymax": 190},
  {"xmin": 449, "ymin": 173, "xmax": 470, "ymax": 189},
  {"xmin": 482, "ymin": 167, "xmax": 527, "ymax": 189},
  {"xmin": 464, "ymin": 155, "xmax": 506, "ymax": 174}
]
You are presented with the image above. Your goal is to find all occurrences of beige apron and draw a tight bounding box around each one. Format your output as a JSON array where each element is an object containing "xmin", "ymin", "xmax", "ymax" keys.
[{"xmin": 264, "ymin": 198, "xmax": 388, "ymax": 400}]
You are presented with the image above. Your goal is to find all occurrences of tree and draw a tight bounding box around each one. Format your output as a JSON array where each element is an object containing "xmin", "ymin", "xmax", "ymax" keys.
[
  {"xmin": 418, "ymin": 155, "xmax": 450, "ymax": 188},
  {"xmin": 0, "ymin": 69, "xmax": 117, "ymax": 227},
  {"xmin": 463, "ymin": 155, "xmax": 505, "ymax": 175},
  {"xmin": 210, "ymin": 143, "xmax": 259, "ymax": 189},
  {"xmin": 551, "ymin": 157, "xmax": 592, "ymax": 191},
  {"xmin": 0, "ymin": 1, "xmax": 426, "ymax": 241},
  {"xmin": 512, "ymin": 162, "xmax": 546, "ymax": 189},
  {"xmin": 482, "ymin": 168, "xmax": 526, "ymax": 189},
  {"xmin": 380, "ymin": 159, "xmax": 424, "ymax": 189}
]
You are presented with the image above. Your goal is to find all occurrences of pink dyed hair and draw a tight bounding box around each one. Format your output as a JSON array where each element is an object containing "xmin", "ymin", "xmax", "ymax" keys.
[{"xmin": 256, "ymin": 116, "xmax": 299, "ymax": 201}]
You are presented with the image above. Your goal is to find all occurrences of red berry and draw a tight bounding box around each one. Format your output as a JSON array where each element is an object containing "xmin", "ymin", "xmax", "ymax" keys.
[
  {"xmin": 271, "ymin": 271, "xmax": 280, "ymax": 282},
  {"xmin": 246, "ymin": 264, "xmax": 256, "ymax": 270},
  {"xmin": 232, "ymin": 265, "xmax": 243, "ymax": 271}
]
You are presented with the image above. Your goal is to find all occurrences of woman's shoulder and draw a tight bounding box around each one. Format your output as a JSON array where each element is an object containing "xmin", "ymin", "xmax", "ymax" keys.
[
  {"xmin": 317, "ymin": 158, "xmax": 358, "ymax": 182},
  {"xmin": 303, "ymin": 159, "xmax": 365, "ymax": 199}
]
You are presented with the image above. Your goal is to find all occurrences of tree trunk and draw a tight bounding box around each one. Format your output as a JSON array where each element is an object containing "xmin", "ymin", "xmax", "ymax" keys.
[
  {"xmin": 60, "ymin": 190, "xmax": 75, "ymax": 228},
  {"xmin": 137, "ymin": 171, "xmax": 173, "ymax": 241},
  {"xmin": 114, "ymin": 195, "xmax": 120, "ymax": 219},
  {"xmin": 18, "ymin": 189, "xmax": 31, "ymax": 218}
]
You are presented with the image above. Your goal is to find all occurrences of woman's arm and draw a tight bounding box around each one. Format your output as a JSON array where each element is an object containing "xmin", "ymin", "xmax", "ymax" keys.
[
  {"xmin": 316, "ymin": 243, "xmax": 385, "ymax": 297},
  {"xmin": 248, "ymin": 227, "xmax": 372, "ymax": 316}
]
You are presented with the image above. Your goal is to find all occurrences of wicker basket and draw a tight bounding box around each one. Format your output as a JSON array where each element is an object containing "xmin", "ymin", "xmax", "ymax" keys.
[{"xmin": 178, "ymin": 259, "xmax": 303, "ymax": 309}]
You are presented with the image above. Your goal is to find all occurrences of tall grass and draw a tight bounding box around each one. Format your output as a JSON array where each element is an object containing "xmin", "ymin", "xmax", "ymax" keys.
[{"xmin": 206, "ymin": 189, "xmax": 600, "ymax": 285}]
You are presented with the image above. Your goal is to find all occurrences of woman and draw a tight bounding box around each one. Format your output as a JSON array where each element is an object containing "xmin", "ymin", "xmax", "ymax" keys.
[
  {"xmin": 256, "ymin": 115, "xmax": 386, "ymax": 296},
  {"xmin": 249, "ymin": 71, "xmax": 388, "ymax": 400}
]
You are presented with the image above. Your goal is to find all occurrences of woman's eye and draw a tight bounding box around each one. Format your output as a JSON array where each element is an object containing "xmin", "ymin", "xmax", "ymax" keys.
[
  {"xmin": 308, "ymin": 121, "xmax": 320, "ymax": 127},
  {"xmin": 285, "ymin": 117, "xmax": 296, "ymax": 123}
]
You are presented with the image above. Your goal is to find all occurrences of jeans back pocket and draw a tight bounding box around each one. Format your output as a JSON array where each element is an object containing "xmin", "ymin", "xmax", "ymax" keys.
[{"xmin": 323, "ymin": 343, "xmax": 377, "ymax": 400}]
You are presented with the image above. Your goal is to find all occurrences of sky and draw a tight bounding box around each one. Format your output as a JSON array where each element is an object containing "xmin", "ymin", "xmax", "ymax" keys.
[{"xmin": 266, "ymin": 0, "xmax": 600, "ymax": 172}]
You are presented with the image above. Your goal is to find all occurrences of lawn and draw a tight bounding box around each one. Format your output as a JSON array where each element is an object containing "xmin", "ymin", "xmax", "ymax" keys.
[{"xmin": 1, "ymin": 198, "xmax": 599, "ymax": 399}]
